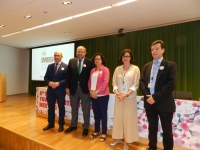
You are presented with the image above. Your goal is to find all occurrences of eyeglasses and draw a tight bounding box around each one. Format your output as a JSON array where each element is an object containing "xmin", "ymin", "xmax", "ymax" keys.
[
  {"xmin": 95, "ymin": 58, "xmax": 101, "ymax": 61},
  {"xmin": 122, "ymin": 55, "xmax": 130, "ymax": 58}
]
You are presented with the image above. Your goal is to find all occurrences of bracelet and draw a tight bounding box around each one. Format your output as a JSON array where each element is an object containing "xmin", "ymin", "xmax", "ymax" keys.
[{"xmin": 126, "ymin": 93, "xmax": 129, "ymax": 97}]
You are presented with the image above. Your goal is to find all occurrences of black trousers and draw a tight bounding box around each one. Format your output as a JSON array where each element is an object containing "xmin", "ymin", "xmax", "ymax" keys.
[
  {"xmin": 47, "ymin": 92, "xmax": 65, "ymax": 126},
  {"xmin": 91, "ymin": 95, "xmax": 109, "ymax": 134},
  {"xmin": 145, "ymin": 108, "xmax": 174, "ymax": 150}
]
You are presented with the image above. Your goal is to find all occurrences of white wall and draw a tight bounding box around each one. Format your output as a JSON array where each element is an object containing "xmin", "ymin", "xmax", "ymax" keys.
[{"xmin": 0, "ymin": 44, "xmax": 29, "ymax": 95}]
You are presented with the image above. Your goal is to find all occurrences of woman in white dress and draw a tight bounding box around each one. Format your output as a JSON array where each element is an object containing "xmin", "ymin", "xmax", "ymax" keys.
[{"xmin": 110, "ymin": 49, "xmax": 140, "ymax": 150}]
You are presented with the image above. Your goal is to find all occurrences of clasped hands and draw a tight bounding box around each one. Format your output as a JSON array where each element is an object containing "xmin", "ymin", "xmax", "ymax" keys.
[
  {"xmin": 48, "ymin": 81, "xmax": 59, "ymax": 89},
  {"xmin": 90, "ymin": 91, "xmax": 97, "ymax": 99},
  {"xmin": 116, "ymin": 93, "xmax": 127, "ymax": 102}
]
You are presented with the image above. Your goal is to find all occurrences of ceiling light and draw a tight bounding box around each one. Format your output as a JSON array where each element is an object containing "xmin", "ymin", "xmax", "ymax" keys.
[
  {"xmin": 43, "ymin": 17, "xmax": 73, "ymax": 26},
  {"xmin": 25, "ymin": 15, "xmax": 32, "ymax": 19},
  {"xmin": 73, "ymin": 6, "xmax": 112, "ymax": 18},
  {"xmin": 1, "ymin": 31, "xmax": 21, "ymax": 37},
  {"xmin": 63, "ymin": 1, "xmax": 72, "ymax": 5},
  {"xmin": 23, "ymin": 25, "xmax": 44, "ymax": 32},
  {"xmin": 0, "ymin": 25, "xmax": 5, "ymax": 28},
  {"xmin": 43, "ymin": 10, "xmax": 48, "ymax": 13},
  {"xmin": 1, "ymin": 0, "xmax": 137, "ymax": 37},
  {"xmin": 112, "ymin": 0, "xmax": 137, "ymax": 7}
]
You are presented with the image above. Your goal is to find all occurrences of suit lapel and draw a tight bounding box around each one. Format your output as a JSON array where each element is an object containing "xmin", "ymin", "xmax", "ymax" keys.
[
  {"xmin": 81, "ymin": 58, "xmax": 87, "ymax": 74},
  {"xmin": 75, "ymin": 58, "xmax": 79, "ymax": 75},
  {"xmin": 147, "ymin": 62, "xmax": 153, "ymax": 83}
]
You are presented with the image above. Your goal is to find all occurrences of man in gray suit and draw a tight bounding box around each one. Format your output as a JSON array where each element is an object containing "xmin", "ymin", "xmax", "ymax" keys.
[
  {"xmin": 65, "ymin": 46, "xmax": 93, "ymax": 136},
  {"xmin": 140, "ymin": 40, "xmax": 177, "ymax": 150}
]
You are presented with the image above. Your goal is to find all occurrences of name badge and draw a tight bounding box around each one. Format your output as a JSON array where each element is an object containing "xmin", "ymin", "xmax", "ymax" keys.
[
  {"xmin": 148, "ymin": 83, "xmax": 154, "ymax": 88},
  {"xmin": 120, "ymin": 86, "xmax": 126, "ymax": 92}
]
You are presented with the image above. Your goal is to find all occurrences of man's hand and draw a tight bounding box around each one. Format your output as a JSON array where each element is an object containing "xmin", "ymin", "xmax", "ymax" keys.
[
  {"xmin": 66, "ymin": 88, "xmax": 70, "ymax": 96},
  {"xmin": 52, "ymin": 82, "xmax": 59, "ymax": 89},
  {"xmin": 48, "ymin": 81, "xmax": 54, "ymax": 87},
  {"xmin": 146, "ymin": 95, "xmax": 155, "ymax": 105}
]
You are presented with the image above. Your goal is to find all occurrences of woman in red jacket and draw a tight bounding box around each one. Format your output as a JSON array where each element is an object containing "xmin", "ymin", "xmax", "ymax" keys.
[{"xmin": 88, "ymin": 53, "xmax": 110, "ymax": 142}]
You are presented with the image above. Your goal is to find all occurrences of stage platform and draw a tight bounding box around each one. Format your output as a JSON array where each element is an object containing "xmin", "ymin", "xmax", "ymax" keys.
[
  {"xmin": 0, "ymin": 94, "xmax": 190, "ymax": 150},
  {"xmin": 0, "ymin": 94, "xmax": 154, "ymax": 150}
]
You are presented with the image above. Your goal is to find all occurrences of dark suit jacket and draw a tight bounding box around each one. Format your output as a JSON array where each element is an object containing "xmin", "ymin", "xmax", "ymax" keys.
[
  {"xmin": 44, "ymin": 62, "xmax": 68, "ymax": 96},
  {"xmin": 140, "ymin": 59, "xmax": 177, "ymax": 112},
  {"xmin": 66, "ymin": 57, "xmax": 93, "ymax": 95}
]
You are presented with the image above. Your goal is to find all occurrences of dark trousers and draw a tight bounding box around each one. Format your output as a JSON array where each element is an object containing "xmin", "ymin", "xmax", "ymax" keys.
[
  {"xmin": 91, "ymin": 95, "xmax": 109, "ymax": 134},
  {"xmin": 47, "ymin": 92, "xmax": 65, "ymax": 126},
  {"xmin": 145, "ymin": 109, "xmax": 174, "ymax": 150},
  {"xmin": 69, "ymin": 84, "xmax": 90, "ymax": 129}
]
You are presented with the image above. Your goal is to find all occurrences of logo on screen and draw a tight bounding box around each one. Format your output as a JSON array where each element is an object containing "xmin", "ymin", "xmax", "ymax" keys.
[{"xmin": 41, "ymin": 51, "xmax": 53, "ymax": 63}]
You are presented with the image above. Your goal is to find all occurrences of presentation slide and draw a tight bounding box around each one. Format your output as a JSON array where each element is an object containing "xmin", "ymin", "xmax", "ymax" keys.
[{"xmin": 32, "ymin": 43, "xmax": 74, "ymax": 81}]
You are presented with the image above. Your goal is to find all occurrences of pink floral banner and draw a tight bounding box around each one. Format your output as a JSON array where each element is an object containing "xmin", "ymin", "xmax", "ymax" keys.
[
  {"xmin": 36, "ymin": 87, "xmax": 200, "ymax": 149},
  {"xmin": 137, "ymin": 97, "xmax": 200, "ymax": 150}
]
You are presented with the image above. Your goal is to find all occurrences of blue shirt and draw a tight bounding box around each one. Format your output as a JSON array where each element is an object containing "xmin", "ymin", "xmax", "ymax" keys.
[{"xmin": 149, "ymin": 57, "xmax": 163, "ymax": 94}]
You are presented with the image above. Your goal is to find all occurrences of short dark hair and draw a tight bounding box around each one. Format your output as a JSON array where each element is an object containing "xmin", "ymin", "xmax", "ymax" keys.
[
  {"xmin": 91, "ymin": 53, "xmax": 106, "ymax": 66},
  {"xmin": 151, "ymin": 40, "xmax": 164, "ymax": 49},
  {"xmin": 119, "ymin": 49, "xmax": 135, "ymax": 64}
]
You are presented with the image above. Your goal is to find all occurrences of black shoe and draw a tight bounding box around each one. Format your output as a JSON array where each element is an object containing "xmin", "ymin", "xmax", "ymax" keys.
[
  {"xmin": 58, "ymin": 126, "xmax": 64, "ymax": 132},
  {"xmin": 43, "ymin": 125, "xmax": 54, "ymax": 131},
  {"xmin": 82, "ymin": 129, "xmax": 88, "ymax": 136},
  {"xmin": 65, "ymin": 126, "xmax": 77, "ymax": 133}
]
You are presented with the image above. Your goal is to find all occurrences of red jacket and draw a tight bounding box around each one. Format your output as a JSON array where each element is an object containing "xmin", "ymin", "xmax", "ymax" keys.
[{"xmin": 88, "ymin": 65, "xmax": 110, "ymax": 95}]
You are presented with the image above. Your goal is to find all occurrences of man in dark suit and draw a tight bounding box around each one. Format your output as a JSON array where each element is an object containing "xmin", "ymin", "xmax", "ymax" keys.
[
  {"xmin": 140, "ymin": 40, "xmax": 177, "ymax": 150},
  {"xmin": 65, "ymin": 46, "xmax": 93, "ymax": 136},
  {"xmin": 43, "ymin": 51, "xmax": 67, "ymax": 132}
]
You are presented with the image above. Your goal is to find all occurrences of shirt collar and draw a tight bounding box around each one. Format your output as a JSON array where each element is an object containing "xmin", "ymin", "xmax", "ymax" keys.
[
  {"xmin": 153, "ymin": 57, "xmax": 163, "ymax": 64},
  {"xmin": 55, "ymin": 61, "xmax": 62, "ymax": 65},
  {"xmin": 77, "ymin": 57, "xmax": 85, "ymax": 61}
]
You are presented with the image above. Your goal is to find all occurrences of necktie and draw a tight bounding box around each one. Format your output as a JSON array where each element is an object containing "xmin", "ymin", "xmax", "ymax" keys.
[
  {"xmin": 150, "ymin": 60, "xmax": 159, "ymax": 94},
  {"xmin": 152, "ymin": 61, "xmax": 159, "ymax": 79},
  {"xmin": 54, "ymin": 63, "xmax": 58, "ymax": 74},
  {"xmin": 78, "ymin": 59, "xmax": 82, "ymax": 74}
]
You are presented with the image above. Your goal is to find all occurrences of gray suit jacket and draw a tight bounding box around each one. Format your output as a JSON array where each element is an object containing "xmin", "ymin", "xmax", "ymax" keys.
[{"xmin": 66, "ymin": 57, "xmax": 93, "ymax": 95}]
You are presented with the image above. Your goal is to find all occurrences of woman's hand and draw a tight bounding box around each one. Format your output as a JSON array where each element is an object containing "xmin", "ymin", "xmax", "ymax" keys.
[
  {"xmin": 90, "ymin": 91, "xmax": 97, "ymax": 99},
  {"xmin": 117, "ymin": 93, "xmax": 126, "ymax": 102}
]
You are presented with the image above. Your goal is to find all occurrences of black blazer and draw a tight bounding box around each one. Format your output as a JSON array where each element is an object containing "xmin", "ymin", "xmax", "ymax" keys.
[
  {"xmin": 66, "ymin": 57, "xmax": 93, "ymax": 95},
  {"xmin": 140, "ymin": 59, "xmax": 177, "ymax": 112},
  {"xmin": 44, "ymin": 62, "xmax": 68, "ymax": 96}
]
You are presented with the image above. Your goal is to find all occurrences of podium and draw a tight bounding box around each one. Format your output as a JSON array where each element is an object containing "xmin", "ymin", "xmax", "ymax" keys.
[{"xmin": 0, "ymin": 73, "xmax": 6, "ymax": 102}]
